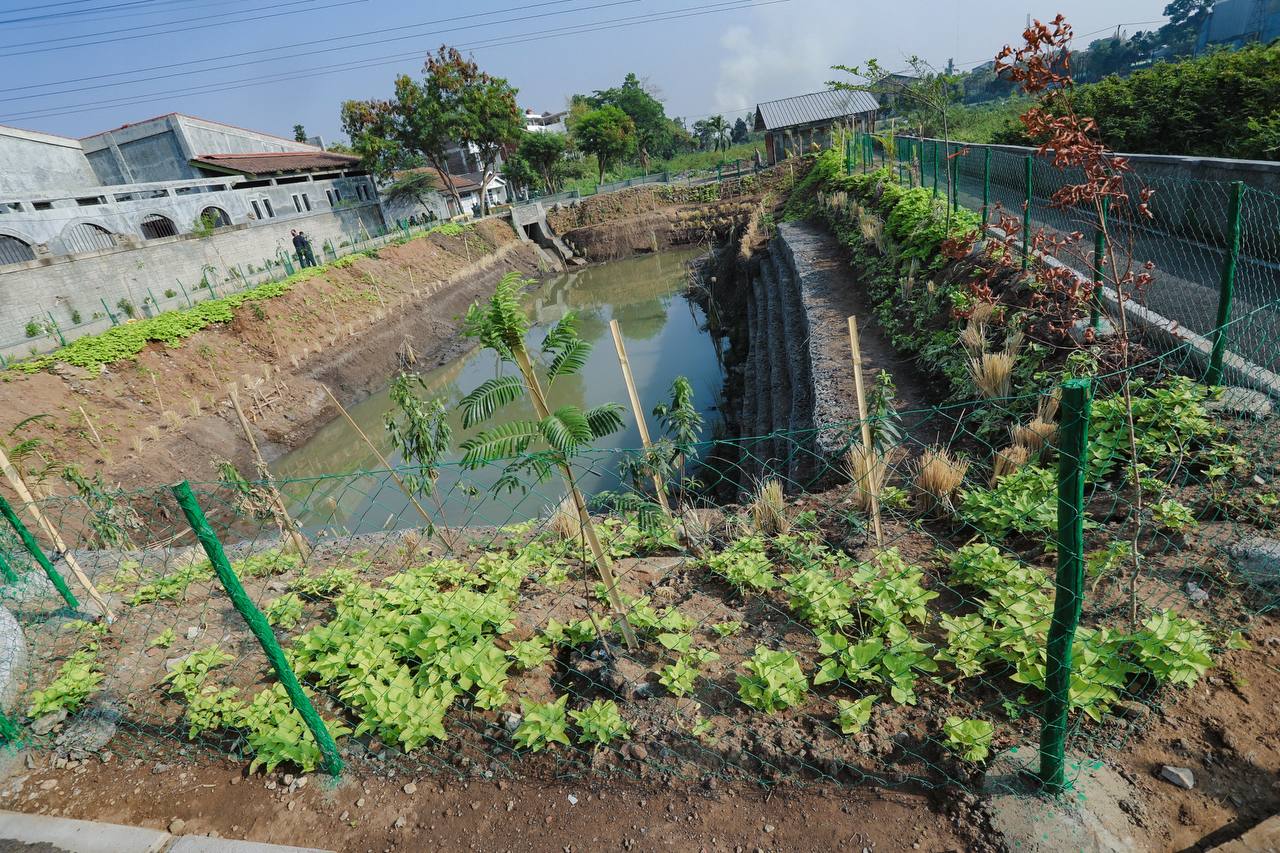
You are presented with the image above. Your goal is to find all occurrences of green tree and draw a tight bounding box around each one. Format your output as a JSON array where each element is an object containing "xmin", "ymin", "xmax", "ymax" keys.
[
  {"xmin": 705, "ymin": 115, "xmax": 731, "ymax": 154},
  {"xmin": 384, "ymin": 373, "xmax": 456, "ymax": 547},
  {"xmin": 587, "ymin": 73, "xmax": 679, "ymax": 167},
  {"xmin": 456, "ymin": 272, "xmax": 636, "ymax": 647},
  {"xmin": 293, "ymin": 124, "xmax": 308, "ymax": 143},
  {"xmin": 574, "ymin": 105, "xmax": 635, "ymax": 184},
  {"xmin": 340, "ymin": 45, "xmax": 478, "ymax": 215},
  {"xmin": 731, "ymin": 116, "xmax": 750, "ymax": 144},
  {"xmin": 516, "ymin": 131, "xmax": 568, "ymax": 193},
  {"xmin": 456, "ymin": 68, "xmax": 523, "ymax": 214},
  {"xmin": 500, "ymin": 154, "xmax": 538, "ymax": 200}
]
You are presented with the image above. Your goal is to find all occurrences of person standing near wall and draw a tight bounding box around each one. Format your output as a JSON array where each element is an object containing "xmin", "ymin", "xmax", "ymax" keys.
[
  {"xmin": 298, "ymin": 231, "xmax": 317, "ymax": 268},
  {"xmin": 290, "ymin": 230, "xmax": 307, "ymax": 268}
]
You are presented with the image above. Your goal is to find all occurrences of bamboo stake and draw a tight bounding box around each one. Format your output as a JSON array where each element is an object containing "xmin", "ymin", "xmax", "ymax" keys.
[
  {"xmin": 608, "ymin": 319, "xmax": 671, "ymax": 515},
  {"xmin": 77, "ymin": 405, "xmax": 104, "ymax": 449},
  {"xmin": 0, "ymin": 446, "xmax": 113, "ymax": 621},
  {"xmin": 320, "ymin": 385, "xmax": 456, "ymax": 550},
  {"xmin": 150, "ymin": 373, "xmax": 164, "ymax": 410},
  {"xmin": 847, "ymin": 317, "xmax": 884, "ymax": 548},
  {"xmin": 511, "ymin": 346, "xmax": 638, "ymax": 650},
  {"xmin": 226, "ymin": 385, "xmax": 312, "ymax": 561}
]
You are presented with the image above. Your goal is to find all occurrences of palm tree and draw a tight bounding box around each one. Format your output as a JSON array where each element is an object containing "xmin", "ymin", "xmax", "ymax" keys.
[{"xmin": 706, "ymin": 115, "xmax": 731, "ymax": 155}]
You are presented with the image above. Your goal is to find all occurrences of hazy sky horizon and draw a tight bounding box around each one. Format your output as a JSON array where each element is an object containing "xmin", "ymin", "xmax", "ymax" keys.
[{"xmin": 0, "ymin": 0, "xmax": 1171, "ymax": 144}]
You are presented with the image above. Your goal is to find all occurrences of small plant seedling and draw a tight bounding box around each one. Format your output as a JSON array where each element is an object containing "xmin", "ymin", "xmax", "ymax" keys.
[
  {"xmin": 1152, "ymin": 499, "xmax": 1198, "ymax": 533},
  {"xmin": 513, "ymin": 695, "xmax": 572, "ymax": 752},
  {"xmin": 150, "ymin": 628, "xmax": 176, "ymax": 648},
  {"xmin": 942, "ymin": 716, "xmax": 994, "ymax": 763},
  {"xmin": 737, "ymin": 646, "xmax": 807, "ymax": 713},
  {"xmin": 711, "ymin": 620, "xmax": 743, "ymax": 638},
  {"xmin": 570, "ymin": 699, "xmax": 630, "ymax": 747},
  {"xmin": 835, "ymin": 696, "xmax": 876, "ymax": 735},
  {"xmin": 507, "ymin": 637, "xmax": 553, "ymax": 670}
]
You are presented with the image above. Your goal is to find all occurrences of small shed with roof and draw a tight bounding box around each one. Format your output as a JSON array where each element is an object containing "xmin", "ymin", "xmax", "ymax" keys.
[{"xmin": 753, "ymin": 89, "xmax": 880, "ymax": 165}]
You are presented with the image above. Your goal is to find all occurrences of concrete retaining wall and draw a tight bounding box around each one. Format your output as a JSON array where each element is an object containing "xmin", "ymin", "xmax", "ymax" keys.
[{"xmin": 0, "ymin": 203, "xmax": 384, "ymax": 357}]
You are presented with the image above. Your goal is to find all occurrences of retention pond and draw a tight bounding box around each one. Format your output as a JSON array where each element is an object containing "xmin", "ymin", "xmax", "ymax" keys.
[{"xmin": 271, "ymin": 248, "xmax": 722, "ymax": 533}]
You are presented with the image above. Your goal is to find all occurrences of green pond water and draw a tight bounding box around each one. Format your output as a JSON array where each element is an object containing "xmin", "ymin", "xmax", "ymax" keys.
[{"xmin": 270, "ymin": 248, "xmax": 723, "ymax": 533}]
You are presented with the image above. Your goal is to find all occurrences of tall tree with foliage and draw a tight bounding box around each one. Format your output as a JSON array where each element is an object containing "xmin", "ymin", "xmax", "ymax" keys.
[
  {"xmin": 293, "ymin": 124, "xmax": 308, "ymax": 143},
  {"xmin": 384, "ymin": 372, "xmax": 456, "ymax": 547},
  {"xmin": 705, "ymin": 115, "xmax": 731, "ymax": 154},
  {"xmin": 340, "ymin": 45, "xmax": 480, "ymax": 215},
  {"xmin": 586, "ymin": 73, "xmax": 680, "ymax": 169},
  {"xmin": 731, "ymin": 116, "xmax": 750, "ymax": 144},
  {"xmin": 455, "ymin": 68, "xmax": 523, "ymax": 214},
  {"xmin": 575, "ymin": 105, "xmax": 635, "ymax": 184},
  {"xmin": 516, "ymin": 131, "xmax": 568, "ymax": 193},
  {"xmin": 457, "ymin": 272, "xmax": 636, "ymax": 647},
  {"xmin": 500, "ymin": 154, "xmax": 538, "ymax": 200}
]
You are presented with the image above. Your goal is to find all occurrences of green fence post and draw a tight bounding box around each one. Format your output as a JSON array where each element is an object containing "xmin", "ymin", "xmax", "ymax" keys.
[
  {"xmin": 46, "ymin": 313, "xmax": 66, "ymax": 347},
  {"xmin": 1022, "ymin": 155, "xmax": 1033, "ymax": 271},
  {"xmin": 932, "ymin": 141, "xmax": 939, "ymax": 198},
  {"xmin": 0, "ymin": 549, "xmax": 18, "ymax": 584},
  {"xmin": 0, "ymin": 706, "xmax": 20, "ymax": 744},
  {"xmin": 170, "ymin": 481, "xmax": 343, "ymax": 777},
  {"xmin": 176, "ymin": 279, "xmax": 193, "ymax": 307},
  {"xmin": 981, "ymin": 147, "xmax": 991, "ymax": 226},
  {"xmin": 845, "ymin": 136, "xmax": 853, "ymax": 174},
  {"xmin": 1089, "ymin": 197, "xmax": 1110, "ymax": 330},
  {"xmin": 100, "ymin": 298, "xmax": 118, "ymax": 326},
  {"xmin": 1207, "ymin": 181, "xmax": 1244, "ymax": 386},
  {"xmin": 1040, "ymin": 377, "xmax": 1093, "ymax": 795},
  {"xmin": 0, "ymin": 494, "xmax": 77, "ymax": 609},
  {"xmin": 950, "ymin": 147, "xmax": 959, "ymax": 213}
]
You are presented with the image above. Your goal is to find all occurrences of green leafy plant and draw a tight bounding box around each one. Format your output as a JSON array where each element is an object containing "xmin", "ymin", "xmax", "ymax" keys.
[
  {"xmin": 1152, "ymin": 499, "xmax": 1198, "ymax": 533},
  {"xmin": 507, "ymin": 637, "xmax": 553, "ymax": 669},
  {"xmin": 942, "ymin": 716, "xmax": 994, "ymax": 762},
  {"xmin": 711, "ymin": 620, "xmax": 743, "ymax": 638},
  {"xmin": 27, "ymin": 649, "xmax": 103, "ymax": 718},
  {"xmin": 129, "ymin": 561, "xmax": 213, "ymax": 604},
  {"xmin": 737, "ymin": 646, "xmax": 807, "ymax": 713},
  {"xmin": 703, "ymin": 536, "xmax": 778, "ymax": 594},
  {"xmin": 570, "ymin": 698, "xmax": 630, "ymax": 747},
  {"xmin": 513, "ymin": 695, "xmax": 572, "ymax": 752},
  {"xmin": 835, "ymin": 696, "xmax": 877, "ymax": 735},
  {"xmin": 384, "ymin": 372, "xmax": 455, "ymax": 544},
  {"xmin": 265, "ymin": 593, "xmax": 304, "ymax": 629},
  {"xmin": 658, "ymin": 648, "xmax": 719, "ymax": 697},
  {"xmin": 149, "ymin": 628, "xmax": 176, "ymax": 649},
  {"xmin": 289, "ymin": 566, "xmax": 358, "ymax": 599},
  {"xmin": 235, "ymin": 549, "xmax": 302, "ymax": 578}
]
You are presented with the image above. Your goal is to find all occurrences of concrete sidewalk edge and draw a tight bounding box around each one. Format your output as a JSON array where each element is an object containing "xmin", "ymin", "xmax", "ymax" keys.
[{"xmin": 0, "ymin": 809, "xmax": 334, "ymax": 853}]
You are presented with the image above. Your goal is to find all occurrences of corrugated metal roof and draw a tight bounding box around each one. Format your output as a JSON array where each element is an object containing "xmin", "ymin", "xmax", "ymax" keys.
[
  {"xmin": 190, "ymin": 150, "xmax": 360, "ymax": 177},
  {"xmin": 754, "ymin": 89, "xmax": 880, "ymax": 131}
]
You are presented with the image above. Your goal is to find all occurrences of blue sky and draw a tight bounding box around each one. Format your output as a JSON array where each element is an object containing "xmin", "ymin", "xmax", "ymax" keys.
[{"xmin": 0, "ymin": 0, "xmax": 1171, "ymax": 144}]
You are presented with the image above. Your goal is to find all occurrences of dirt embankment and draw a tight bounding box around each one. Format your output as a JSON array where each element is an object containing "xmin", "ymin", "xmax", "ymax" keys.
[
  {"xmin": 545, "ymin": 166, "xmax": 799, "ymax": 261},
  {"xmin": 0, "ymin": 219, "xmax": 545, "ymax": 491}
]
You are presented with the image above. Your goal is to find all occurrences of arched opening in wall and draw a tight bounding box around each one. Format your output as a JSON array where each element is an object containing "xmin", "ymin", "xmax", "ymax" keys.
[
  {"xmin": 198, "ymin": 206, "xmax": 231, "ymax": 229},
  {"xmin": 0, "ymin": 234, "xmax": 36, "ymax": 266},
  {"xmin": 62, "ymin": 222, "xmax": 116, "ymax": 254},
  {"xmin": 140, "ymin": 214, "xmax": 178, "ymax": 240}
]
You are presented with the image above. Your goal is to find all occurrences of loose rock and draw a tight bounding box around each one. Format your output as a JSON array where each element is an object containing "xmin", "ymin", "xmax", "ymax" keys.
[{"xmin": 1160, "ymin": 765, "xmax": 1195, "ymax": 789}]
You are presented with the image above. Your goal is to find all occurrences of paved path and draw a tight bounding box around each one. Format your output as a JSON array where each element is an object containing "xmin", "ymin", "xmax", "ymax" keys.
[{"xmin": 0, "ymin": 810, "xmax": 332, "ymax": 853}]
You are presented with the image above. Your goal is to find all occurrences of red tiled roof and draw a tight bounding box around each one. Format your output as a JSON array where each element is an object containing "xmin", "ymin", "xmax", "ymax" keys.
[
  {"xmin": 190, "ymin": 150, "xmax": 361, "ymax": 176},
  {"xmin": 390, "ymin": 167, "xmax": 483, "ymax": 193}
]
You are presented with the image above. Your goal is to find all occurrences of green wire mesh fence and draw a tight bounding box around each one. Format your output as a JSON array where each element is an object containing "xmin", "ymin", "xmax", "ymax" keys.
[{"xmin": 0, "ymin": 348, "xmax": 1274, "ymax": 795}]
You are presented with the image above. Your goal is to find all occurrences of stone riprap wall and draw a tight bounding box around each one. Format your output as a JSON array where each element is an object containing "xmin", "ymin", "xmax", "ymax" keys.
[{"xmin": 0, "ymin": 202, "xmax": 384, "ymax": 356}]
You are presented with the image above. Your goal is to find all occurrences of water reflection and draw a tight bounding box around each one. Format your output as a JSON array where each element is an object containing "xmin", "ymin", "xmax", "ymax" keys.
[{"xmin": 271, "ymin": 248, "xmax": 722, "ymax": 533}]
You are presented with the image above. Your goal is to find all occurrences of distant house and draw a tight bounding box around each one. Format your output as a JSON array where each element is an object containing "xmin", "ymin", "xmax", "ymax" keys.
[
  {"xmin": 524, "ymin": 109, "xmax": 568, "ymax": 134},
  {"xmin": 381, "ymin": 168, "xmax": 508, "ymax": 223},
  {"xmin": 871, "ymin": 74, "xmax": 921, "ymax": 113},
  {"xmin": 1197, "ymin": 0, "xmax": 1280, "ymax": 51},
  {"xmin": 753, "ymin": 89, "xmax": 880, "ymax": 165}
]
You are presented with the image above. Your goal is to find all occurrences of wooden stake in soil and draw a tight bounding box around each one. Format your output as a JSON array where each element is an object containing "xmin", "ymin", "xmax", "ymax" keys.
[
  {"xmin": 77, "ymin": 405, "xmax": 104, "ymax": 450},
  {"xmin": 608, "ymin": 319, "xmax": 671, "ymax": 515},
  {"xmin": 226, "ymin": 386, "xmax": 312, "ymax": 561},
  {"xmin": 319, "ymin": 385, "xmax": 456, "ymax": 550},
  {"xmin": 847, "ymin": 316, "xmax": 884, "ymax": 548},
  {"xmin": 0, "ymin": 446, "xmax": 113, "ymax": 621},
  {"xmin": 150, "ymin": 373, "xmax": 164, "ymax": 410}
]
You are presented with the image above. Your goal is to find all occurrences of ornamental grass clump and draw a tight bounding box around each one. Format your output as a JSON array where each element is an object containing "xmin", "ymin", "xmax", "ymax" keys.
[
  {"xmin": 913, "ymin": 447, "xmax": 969, "ymax": 513},
  {"xmin": 749, "ymin": 478, "xmax": 791, "ymax": 537}
]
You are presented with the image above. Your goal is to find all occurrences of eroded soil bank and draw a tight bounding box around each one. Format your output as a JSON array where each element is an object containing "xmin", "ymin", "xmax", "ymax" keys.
[{"xmin": 0, "ymin": 219, "xmax": 545, "ymax": 490}]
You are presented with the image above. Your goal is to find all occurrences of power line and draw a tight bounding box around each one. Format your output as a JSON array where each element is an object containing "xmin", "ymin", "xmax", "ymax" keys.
[
  {"xmin": 0, "ymin": 0, "xmax": 288, "ymax": 33},
  {"xmin": 0, "ymin": 0, "xmax": 369, "ymax": 57},
  {"xmin": 1, "ymin": 0, "xmax": 785, "ymax": 125},
  {"xmin": 0, "ymin": 0, "xmax": 635, "ymax": 104},
  {"xmin": 2, "ymin": 0, "xmax": 599, "ymax": 92},
  {"xmin": 0, "ymin": 0, "xmax": 198, "ymax": 27}
]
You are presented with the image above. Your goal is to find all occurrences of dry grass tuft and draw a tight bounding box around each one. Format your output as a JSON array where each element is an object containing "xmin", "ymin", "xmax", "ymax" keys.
[
  {"xmin": 959, "ymin": 320, "xmax": 986, "ymax": 354},
  {"xmin": 144, "ymin": 425, "xmax": 161, "ymax": 442},
  {"xmin": 845, "ymin": 445, "xmax": 889, "ymax": 514},
  {"xmin": 188, "ymin": 397, "xmax": 203, "ymax": 418},
  {"xmin": 749, "ymin": 479, "xmax": 791, "ymax": 536},
  {"xmin": 966, "ymin": 351, "xmax": 1017, "ymax": 399},
  {"xmin": 547, "ymin": 495, "xmax": 583, "ymax": 541},
  {"xmin": 1036, "ymin": 391, "xmax": 1060, "ymax": 424},
  {"xmin": 969, "ymin": 301, "xmax": 1000, "ymax": 326},
  {"xmin": 161, "ymin": 410, "xmax": 182, "ymax": 430},
  {"xmin": 1012, "ymin": 418, "xmax": 1057, "ymax": 454},
  {"xmin": 913, "ymin": 447, "xmax": 969, "ymax": 512},
  {"xmin": 991, "ymin": 444, "xmax": 1031, "ymax": 486}
]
